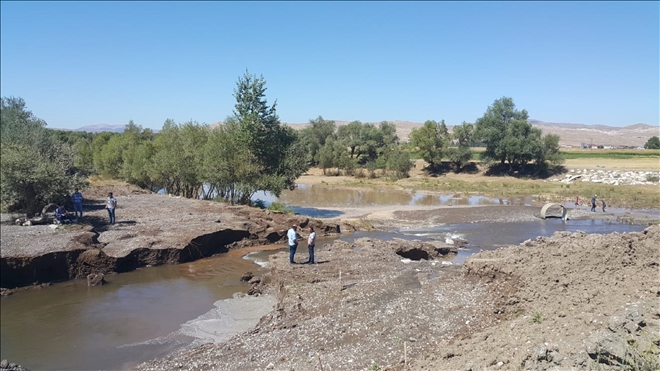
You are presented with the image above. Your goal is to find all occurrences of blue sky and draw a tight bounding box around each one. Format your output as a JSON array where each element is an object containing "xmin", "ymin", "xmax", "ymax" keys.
[{"xmin": 1, "ymin": 1, "xmax": 658, "ymax": 130}]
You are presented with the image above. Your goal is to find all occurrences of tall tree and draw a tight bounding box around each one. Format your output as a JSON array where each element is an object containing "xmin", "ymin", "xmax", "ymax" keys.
[
  {"xmin": 474, "ymin": 97, "xmax": 529, "ymax": 166},
  {"xmin": 409, "ymin": 120, "xmax": 449, "ymax": 167},
  {"xmin": 207, "ymin": 71, "xmax": 308, "ymax": 203},
  {"xmin": 299, "ymin": 116, "xmax": 336, "ymax": 165}
]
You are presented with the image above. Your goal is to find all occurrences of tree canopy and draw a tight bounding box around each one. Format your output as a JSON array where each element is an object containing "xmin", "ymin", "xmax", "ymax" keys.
[
  {"xmin": 474, "ymin": 97, "xmax": 563, "ymax": 173},
  {"xmin": 1, "ymin": 97, "xmax": 88, "ymax": 215},
  {"xmin": 409, "ymin": 120, "xmax": 449, "ymax": 167},
  {"xmin": 644, "ymin": 136, "xmax": 660, "ymax": 149}
]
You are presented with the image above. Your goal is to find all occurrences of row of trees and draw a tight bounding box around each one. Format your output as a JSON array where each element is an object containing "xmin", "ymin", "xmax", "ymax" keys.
[
  {"xmin": 89, "ymin": 72, "xmax": 309, "ymax": 204},
  {"xmin": 298, "ymin": 117, "xmax": 413, "ymax": 177},
  {"xmin": 1, "ymin": 70, "xmax": 565, "ymax": 215},
  {"xmin": 409, "ymin": 97, "xmax": 562, "ymax": 173},
  {"xmin": 1, "ymin": 72, "xmax": 309, "ymax": 213}
]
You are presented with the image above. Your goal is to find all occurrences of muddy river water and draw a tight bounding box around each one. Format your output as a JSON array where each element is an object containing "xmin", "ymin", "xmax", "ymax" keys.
[{"xmin": 1, "ymin": 185, "xmax": 655, "ymax": 370}]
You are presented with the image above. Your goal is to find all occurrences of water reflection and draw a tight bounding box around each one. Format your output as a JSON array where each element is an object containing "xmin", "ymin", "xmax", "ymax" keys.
[{"xmin": 270, "ymin": 185, "xmax": 535, "ymax": 216}]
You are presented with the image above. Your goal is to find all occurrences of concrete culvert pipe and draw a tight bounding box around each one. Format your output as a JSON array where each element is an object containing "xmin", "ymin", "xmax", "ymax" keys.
[{"xmin": 540, "ymin": 203, "xmax": 568, "ymax": 221}]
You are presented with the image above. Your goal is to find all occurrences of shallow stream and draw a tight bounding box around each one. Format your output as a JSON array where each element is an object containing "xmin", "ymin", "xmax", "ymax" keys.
[{"xmin": 1, "ymin": 185, "xmax": 655, "ymax": 370}]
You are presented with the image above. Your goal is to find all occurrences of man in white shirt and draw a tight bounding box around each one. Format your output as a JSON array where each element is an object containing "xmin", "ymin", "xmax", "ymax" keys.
[{"xmin": 287, "ymin": 224, "xmax": 298, "ymax": 264}]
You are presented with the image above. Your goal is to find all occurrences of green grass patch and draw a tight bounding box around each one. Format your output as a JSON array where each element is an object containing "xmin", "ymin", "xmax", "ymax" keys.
[{"xmin": 560, "ymin": 149, "xmax": 660, "ymax": 159}]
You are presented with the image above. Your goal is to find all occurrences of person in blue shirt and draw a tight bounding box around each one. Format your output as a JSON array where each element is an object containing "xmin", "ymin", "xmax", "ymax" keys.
[
  {"xmin": 287, "ymin": 224, "xmax": 298, "ymax": 264},
  {"xmin": 591, "ymin": 195, "xmax": 597, "ymax": 212},
  {"xmin": 55, "ymin": 205, "xmax": 68, "ymax": 223},
  {"xmin": 71, "ymin": 188, "xmax": 84, "ymax": 219}
]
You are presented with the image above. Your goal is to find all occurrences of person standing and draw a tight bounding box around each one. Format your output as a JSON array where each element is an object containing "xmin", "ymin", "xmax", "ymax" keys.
[
  {"xmin": 287, "ymin": 224, "xmax": 298, "ymax": 264},
  {"xmin": 574, "ymin": 196, "xmax": 579, "ymax": 207},
  {"xmin": 307, "ymin": 226, "xmax": 316, "ymax": 264},
  {"xmin": 591, "ymin": 194, "xmax": 597, "ymax": 212},
  {"xmin": 71, "ymin": 188, "xmax": 84, "ymax": 219},
  {"xmin": 601, "ymin": 199, "xmax": 606, "ymax": 212},
  {"xmin": 106, "ymin": 192, "xmax": 118, "ymax": 224}
]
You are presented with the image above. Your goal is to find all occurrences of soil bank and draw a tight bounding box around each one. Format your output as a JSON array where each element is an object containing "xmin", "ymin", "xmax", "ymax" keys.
[{"xmin": 0, "ymin": 185, "xmax": 346, "ymax": 290}]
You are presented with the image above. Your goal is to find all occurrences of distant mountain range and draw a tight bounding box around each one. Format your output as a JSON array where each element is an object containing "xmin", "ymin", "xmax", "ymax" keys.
[{"xmin": 65, "ymin": 120, "xmax": 659, "ymax": 148}]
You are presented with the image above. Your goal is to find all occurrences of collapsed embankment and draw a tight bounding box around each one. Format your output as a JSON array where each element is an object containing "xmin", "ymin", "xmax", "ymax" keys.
[
  {"xmin": 0, "ymin": 227, "xmax": 251, "ymax": 289},
  {"xmin": 1, "ymin": 191, "xmax": 346, "ymax": 290}
]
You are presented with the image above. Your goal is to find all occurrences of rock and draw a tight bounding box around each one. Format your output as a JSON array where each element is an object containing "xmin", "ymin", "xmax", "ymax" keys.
[
  {"xmin": 248, "ymin": 277, "xmax": 261, "ymax": 285},
  {"xmin": 0, "ymin": 359, "xmax": 30, "ymax": 371},
  {"xmin": 240, "ymin": 272, "xmax": 254, "ymax": 282},
  {"xmin": 87, "ymin": 273, "xmax": 106, "ymax": 286}
]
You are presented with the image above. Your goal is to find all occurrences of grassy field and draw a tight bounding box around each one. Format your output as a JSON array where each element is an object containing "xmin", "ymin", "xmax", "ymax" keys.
[
  {"xmin": 560, "ymin": 148, "xmax": 660, "ymax": 159},
  {"xmin": 407, "ymin": 148, "xmax": 660, "ymax": 162}
]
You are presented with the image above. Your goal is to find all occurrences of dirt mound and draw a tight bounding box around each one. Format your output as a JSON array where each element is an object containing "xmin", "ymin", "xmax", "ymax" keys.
[
  {"xmin": 137, "ymin": 225, "xmax": 659, "ymax": 371},
  {"xmin": 411, "ymin": 225, "xmax": 660, "ymax": 371}
]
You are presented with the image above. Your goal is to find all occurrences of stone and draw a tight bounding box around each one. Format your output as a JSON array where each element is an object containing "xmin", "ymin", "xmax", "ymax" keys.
[
  {"xmin": 87, "ymin": 273, "xmax": 106, "ymax": 286},
  {"xmin": 240, "ymin": 272, "xmax": 254, "ymax": 282}
]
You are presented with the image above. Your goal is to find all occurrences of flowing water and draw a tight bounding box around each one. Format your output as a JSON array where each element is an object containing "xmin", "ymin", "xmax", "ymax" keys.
[{"xmin": 2, "ymin": 185, "xmax": 655, "ymax": 370}]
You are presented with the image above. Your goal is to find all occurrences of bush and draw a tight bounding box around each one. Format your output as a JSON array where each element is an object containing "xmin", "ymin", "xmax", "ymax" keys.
[{"xmin": 267, "ymin": 202, "xmax": 294, "ymax": 214}]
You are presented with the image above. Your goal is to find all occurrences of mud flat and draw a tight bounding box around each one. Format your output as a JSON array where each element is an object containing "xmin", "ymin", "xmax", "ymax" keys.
[
  {"xmin": 0, "ymin": 186, "xmax": 345, "ymax": 290},
  {"xmin": 137, "ymin": 225, "xmax": 659, "ymax": 371}
]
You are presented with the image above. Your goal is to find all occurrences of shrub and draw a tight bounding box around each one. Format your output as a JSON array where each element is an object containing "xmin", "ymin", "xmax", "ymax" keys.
[{"xmin": 267, "ymin": 202, "xmax": 294, "ymax": 214}]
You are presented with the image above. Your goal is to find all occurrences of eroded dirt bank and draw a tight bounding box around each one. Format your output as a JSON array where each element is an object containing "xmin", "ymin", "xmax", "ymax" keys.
[
  {"xmin": 1, "ymin": 187, "xmax": 346, "ymax": 290},
  {"xmin": 137, "ymin": 225, "xmax": 659, "ymax": 371}
]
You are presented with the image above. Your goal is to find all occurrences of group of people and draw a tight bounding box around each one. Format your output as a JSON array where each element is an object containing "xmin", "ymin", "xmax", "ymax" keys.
[
  {"xmin": 575, "ymin": 195, "xmax": 606, "ymax": 212},
  {"xmin": 53, "ymin": 189, "xmax": 118, "ymax": 224},
  {"xmin": 287, "ymin": 224, "xmax": 316, "ymax": 264}
]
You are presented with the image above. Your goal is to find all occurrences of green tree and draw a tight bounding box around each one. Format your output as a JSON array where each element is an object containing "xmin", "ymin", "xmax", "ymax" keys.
[
  {"xmin": 206, "ymin": 71, "xmax": 308, "ymax": 203},
  {"xmin": 0, "ymin": 97, "xmax": 87, "ymax": 215},
  {"xmin": 385, "ymin": 149, "xmax": 413, "ymax": 179},
  {"xmin": 474, "ymin": 97, "xmax": 559, "ymax": 173},
  {"xmin": 474, "ymin": 97, "xmax": 530, "ymax": 166},
  {"xmin": 644, "ymin": 136, "xmax": 660, "ymax": 149},
  {"xmin": 409, "ymin": 120, "xmax": 449, "ymax": 167},
  {"xmin": 299, "ymin": 116, "xmax": 336, "ymax": 165},
  {"xmin": 446, "ymin": 122, "xmax": 475, "ymax": 171},
  {"xmin": 540, "ymin": 133, "xmax": 563, "ymax": 167},
  {"xmin": 204, "ymin": 120, "xmax": 260, "ymax": 203},
  {"xmin": 337, "ymin": 121, "xmax": 363, "ymax": 159}
]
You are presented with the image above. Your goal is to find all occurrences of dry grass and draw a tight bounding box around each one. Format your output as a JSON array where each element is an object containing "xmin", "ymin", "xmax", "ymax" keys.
[
  {"xmin": 88, "ymin": 174, "xmax": 133, "ymax": 187},
  {"xmin": 563, "ymin": 158, "xmax": 660, "ymax": 170}
]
